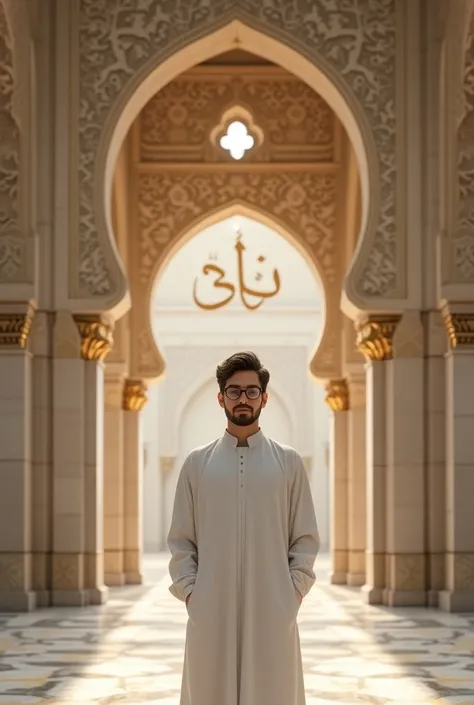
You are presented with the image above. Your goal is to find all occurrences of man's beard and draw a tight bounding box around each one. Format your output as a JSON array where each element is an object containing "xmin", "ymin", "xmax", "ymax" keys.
[{"xmin": 224, "ymin": 402, "xmax": 263, "ymax": 427}]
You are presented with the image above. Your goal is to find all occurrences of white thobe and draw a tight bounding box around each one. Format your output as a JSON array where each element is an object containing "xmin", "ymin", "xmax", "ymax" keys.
[{"xmin": 167, "ymin": 429, "xmax": 320, "ymax": 705}]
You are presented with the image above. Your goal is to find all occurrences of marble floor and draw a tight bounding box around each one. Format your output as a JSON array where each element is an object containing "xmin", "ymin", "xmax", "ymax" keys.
[{"xmin": 0, "ymin": 554, "xmax": 474, "ymax": 704}]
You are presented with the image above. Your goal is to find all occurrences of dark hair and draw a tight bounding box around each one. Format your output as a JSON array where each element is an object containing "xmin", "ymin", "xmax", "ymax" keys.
[{"xmin": 216, "ymin": 351, "xmax": 270, "ymax": 393}]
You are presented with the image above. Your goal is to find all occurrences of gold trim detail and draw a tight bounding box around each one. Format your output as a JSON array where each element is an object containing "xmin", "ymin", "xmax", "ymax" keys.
[
  {"xmin": 123, "ymin": 379, "xmax": 148, "ymax": 412},
  {"xmin": 324, "ymin": 379, "xmax": 349, "ymax": 411},
  {"xmin": 443, "ymin": 311, "xmax": 474, "ymax": 348},
  {"xmin": 0, "ymin": 308, "xmax": 34, "ymax": 348},
  {"xmin": 356, "ymin": 316, "xmax": 400, "ymax": 361},
  {"xmin": 74, "ymin": 316, "xmax": 113, "ymax": 361}
]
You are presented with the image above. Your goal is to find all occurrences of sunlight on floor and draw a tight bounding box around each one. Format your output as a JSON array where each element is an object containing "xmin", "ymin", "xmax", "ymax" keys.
[{"xmin": 0, "ymin": 553, "xmax": 473, "ymax": 704}]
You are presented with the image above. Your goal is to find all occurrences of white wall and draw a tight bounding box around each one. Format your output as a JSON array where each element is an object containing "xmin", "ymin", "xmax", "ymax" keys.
[{"xmin": 142, "ymin": 215, "xmax": 330, "ymax": 552}]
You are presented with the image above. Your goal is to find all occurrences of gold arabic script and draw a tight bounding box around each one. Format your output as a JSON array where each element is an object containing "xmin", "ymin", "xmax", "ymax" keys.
[{"xmin": 193, "ymin": 236, "xmax": 281, "ymax": 311}]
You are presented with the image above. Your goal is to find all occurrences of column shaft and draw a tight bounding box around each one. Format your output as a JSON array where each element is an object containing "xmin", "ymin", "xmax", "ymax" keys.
[
  {"xmin": 123, "ymin": 380, "xmax": 147, "ymax": 584},
  {"xmin": 325, "ymin": 380, "xmax": 349, "ymax": 585},
  {"xmin": 0, "ymin": 304, "xmax": 36, "ymax": 611},
  {"xmin": 52, "ymin": 312, "xmax": 112, "ymax": 606},
  {"xmin": 357, "ymin": 316, "xmax": 399, "ymax": 605},
  {"xmin": 31, "ymin": 312, "xmax": 54, "ymax": 607},
  {"xmin": 346, "ymin": 375, "xmax": 366, "ymax": 587},
  {"xmin": 104, "ymin": 368, "xmax": 125, "ymax": 586},
  {"xmin": 439, "ymin": 306, "xmax": 474, "ymax": 611}
]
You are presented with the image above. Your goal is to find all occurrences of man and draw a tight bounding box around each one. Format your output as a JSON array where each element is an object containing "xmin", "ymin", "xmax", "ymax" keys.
[{"xmin": 167, "ymin": 351, "xmax": 320, "ymax": 705}]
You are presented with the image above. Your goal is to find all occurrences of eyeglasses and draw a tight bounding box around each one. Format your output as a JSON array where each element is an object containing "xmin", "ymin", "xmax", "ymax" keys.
[{"xmin": 224, "ymin": 385, "xmax": 262, "ymax": 401}]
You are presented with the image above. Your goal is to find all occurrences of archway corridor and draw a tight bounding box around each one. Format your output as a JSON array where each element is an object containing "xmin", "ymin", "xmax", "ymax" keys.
[{"xmin": 0, "ymin": 553, "xmax": 473, "ymax": 704}]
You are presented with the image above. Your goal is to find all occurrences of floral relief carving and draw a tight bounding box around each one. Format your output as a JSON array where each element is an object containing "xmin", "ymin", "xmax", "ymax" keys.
[
  {"xmin": 0, "ymin": 0, "xmax": 22, "ymax": 282},
  {"xmin": 137, "ymin": 169, "xmax": 337, "ymax": 287},
  {"xmin": 454, "ymin": 553, "xmax": 474, "ymax": 589},
  {"xmin": 455, "ymin": 11, "xmax": 474, "ymax": 282},
  {"xmin": 0, "ymin": 554, "xmax": 25, "ymax": 590},
  {"xmin": 78, "ymin": 0, "xmax": 398, "ymax": 300},
  {"xmin": 140, "ymin": 71, "xmax": 335, "ymax": 162}
]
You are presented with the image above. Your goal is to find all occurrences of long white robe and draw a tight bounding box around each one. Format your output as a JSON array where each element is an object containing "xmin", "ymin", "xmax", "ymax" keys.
[{"xmin": 167, "ymin": 429, "xmax": 320, "ymax": 705}]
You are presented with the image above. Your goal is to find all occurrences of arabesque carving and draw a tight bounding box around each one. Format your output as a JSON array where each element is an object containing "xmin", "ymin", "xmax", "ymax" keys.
[
  {"xmin": 0, "ymin": 1, "xmax": 22, "ymax": 281},
  {"xmin": 137, "ymin": 169, "xmax": 338, "ymax": 286},
  {"xmin": 454, "ymin": 9, "xmax": 474, "ymax": 282},
  {"xmin": 132, "ymin": 165, "xmax": 341, "ymax": 379},
  {"xmin": 140, "ymin": 68, "xmax": 335, "ymax": 163},
  {"xmin": 78, "ymin": 0, "xmax": 398, "ymax": 302}
]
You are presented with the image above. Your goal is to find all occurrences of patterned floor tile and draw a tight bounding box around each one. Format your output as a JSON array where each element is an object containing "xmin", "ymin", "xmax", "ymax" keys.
[{"xmin": 0, "ymin": 554, "xmax": 473, "ymax": 704}]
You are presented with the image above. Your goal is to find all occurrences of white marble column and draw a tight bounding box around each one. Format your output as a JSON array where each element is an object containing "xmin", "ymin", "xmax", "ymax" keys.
[
  {"xmin": 325, "ymin": 380, "xmax": 349, "ymax": 585},
  {"xmin": 357, "ymin": 316, "xmax": 399, "ymax": 605},
  {"xmin": 346, "ymin": 373, "xmax": 366, "ymax": 587},
  {"xmin": 123, "ymin": 379, "xmax": 148, "ymax": 585},
  {"xmin": 104, "ymin": 366, "xmax": 126, "ymax": 586},
  {"xmin": 0, "ymin": 304, "xmax": 36, "ymax": 611},
  {"xmin": 30, "ymin": 312, "xmax": 54, "ymax": 608},
  {"xmin": 82, "ymin": 340, "xmax": 108, "ymax": 606},
  {"xmin": 384, "ymin": 311, "xmax": 426, "ymax": 606},
  {"xmin": 425, "ymin": 312, "xmax": 447, "ymax": 606},
  {"xmin": 439, "ymin": 306, "xmax": 474, "ymax": 611},
  {"xmin": 52, "ymin": 312, "xmax": 112, "ymax": 606},
  {"xmin": 52, "ymin": 312, "xmax": 86, "ymax": 606}
]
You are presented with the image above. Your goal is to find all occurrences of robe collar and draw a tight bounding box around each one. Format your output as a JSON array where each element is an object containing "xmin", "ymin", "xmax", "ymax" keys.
[{"xmin": 223, "ymin": 428, "xmax": 263, "ymax": 449}]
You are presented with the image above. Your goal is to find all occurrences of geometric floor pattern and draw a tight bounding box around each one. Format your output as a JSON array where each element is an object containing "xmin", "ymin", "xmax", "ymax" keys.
[{"xmin": 0, "ymin": 554, "xmax": 474, "ymax": 704}]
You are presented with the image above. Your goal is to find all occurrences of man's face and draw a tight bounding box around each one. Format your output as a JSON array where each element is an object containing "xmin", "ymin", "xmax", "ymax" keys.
[{"xmin": 218, "ymin": 370, "xmax": 268, "ymax": 427}]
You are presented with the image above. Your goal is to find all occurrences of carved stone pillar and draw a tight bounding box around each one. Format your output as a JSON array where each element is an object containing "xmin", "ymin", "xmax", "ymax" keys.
[
  {"xmin": 30, "ymin": 312, "xmax": 54, "ymax": 608},
  {"xmin": 346, "ymin": 373, "xmax": 366, "ymax": 587},
  {"xmin": 123, "ymin": 379, "xmax": 147, "ymax": 585},
  {"xmin": 425, "ymin": 311, "xmax": 448, "ymax": 606},
  {"xmin": 383, "ymin": 311, "xmax": 426, "ymax": 606},
  {"xmin": 439, "ymin": 305, "xmax": 474, "ymax": 612},
  {"xmin": 52, "ymin": 312, "xmax": 111, "ymax": 607},
  {"xmin": 103, "ymin": 365, "xmax": 126, "ymax": 586},
  {"xmin": 357, "ymin": 316, "xmax": 399, "ymax": 605},
  {"xmin": 325, "ymin": 379, "xmax": 349, "ymax": 585},
  {"xmin": 0, "ymin": 303, "xmax": 36, "ymax": 611},
  {"xmin": 76, "ymin": 316, "xmax": 111, "ymax": 605}
]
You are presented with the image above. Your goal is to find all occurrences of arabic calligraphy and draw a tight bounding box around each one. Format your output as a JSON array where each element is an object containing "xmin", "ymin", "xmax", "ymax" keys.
[{"xmin": 193, "ymin": 234, "xmax": 281, "ymax": 311}]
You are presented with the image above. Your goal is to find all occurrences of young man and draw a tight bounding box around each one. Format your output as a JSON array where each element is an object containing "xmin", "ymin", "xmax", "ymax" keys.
[{"xmin": 167, "ymin": 351, "xmax": 320, "ymax": 705}]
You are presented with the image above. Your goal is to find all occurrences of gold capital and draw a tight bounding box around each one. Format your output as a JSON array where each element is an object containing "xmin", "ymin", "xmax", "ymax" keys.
[
  {"xmin": 0, "ymin": 306, "xmax": 34, "ymax": 348},
  {"xmin": 74, "ymin": 316, "xmax": 113, "ymax": 361},
  {"xmin": 123, "ymin": 379, "xmax": 148, "ymax": 412},
  {"xmin": 356, "ymin": 315, "xmax": 400, "ymax": 361},
  {"xmin": 324, "ymin": 379, "xmax": 349, "ymax": 411},
  {"xmin": 442, "ymin": 309, "xmax": 474, "ymax": 348}
]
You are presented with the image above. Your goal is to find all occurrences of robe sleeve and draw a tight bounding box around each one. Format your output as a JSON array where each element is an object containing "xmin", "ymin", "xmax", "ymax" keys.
[
  {"xmin": 167, "ymin": 451, "xmax": 198, "ymax": 602},
  {"xmin": 288, "ymin": 451, "xmax": 320, "ymax": 599}
]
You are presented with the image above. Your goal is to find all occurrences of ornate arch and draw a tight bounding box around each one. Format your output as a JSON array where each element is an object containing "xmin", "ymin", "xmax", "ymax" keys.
[
  {"xmin": 74, "ymin": 3, "xmax": 401, "ymax": 319},
  {"xmin": 130, "ymin": 192, "xmax": 342, "ymax": 383}
]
